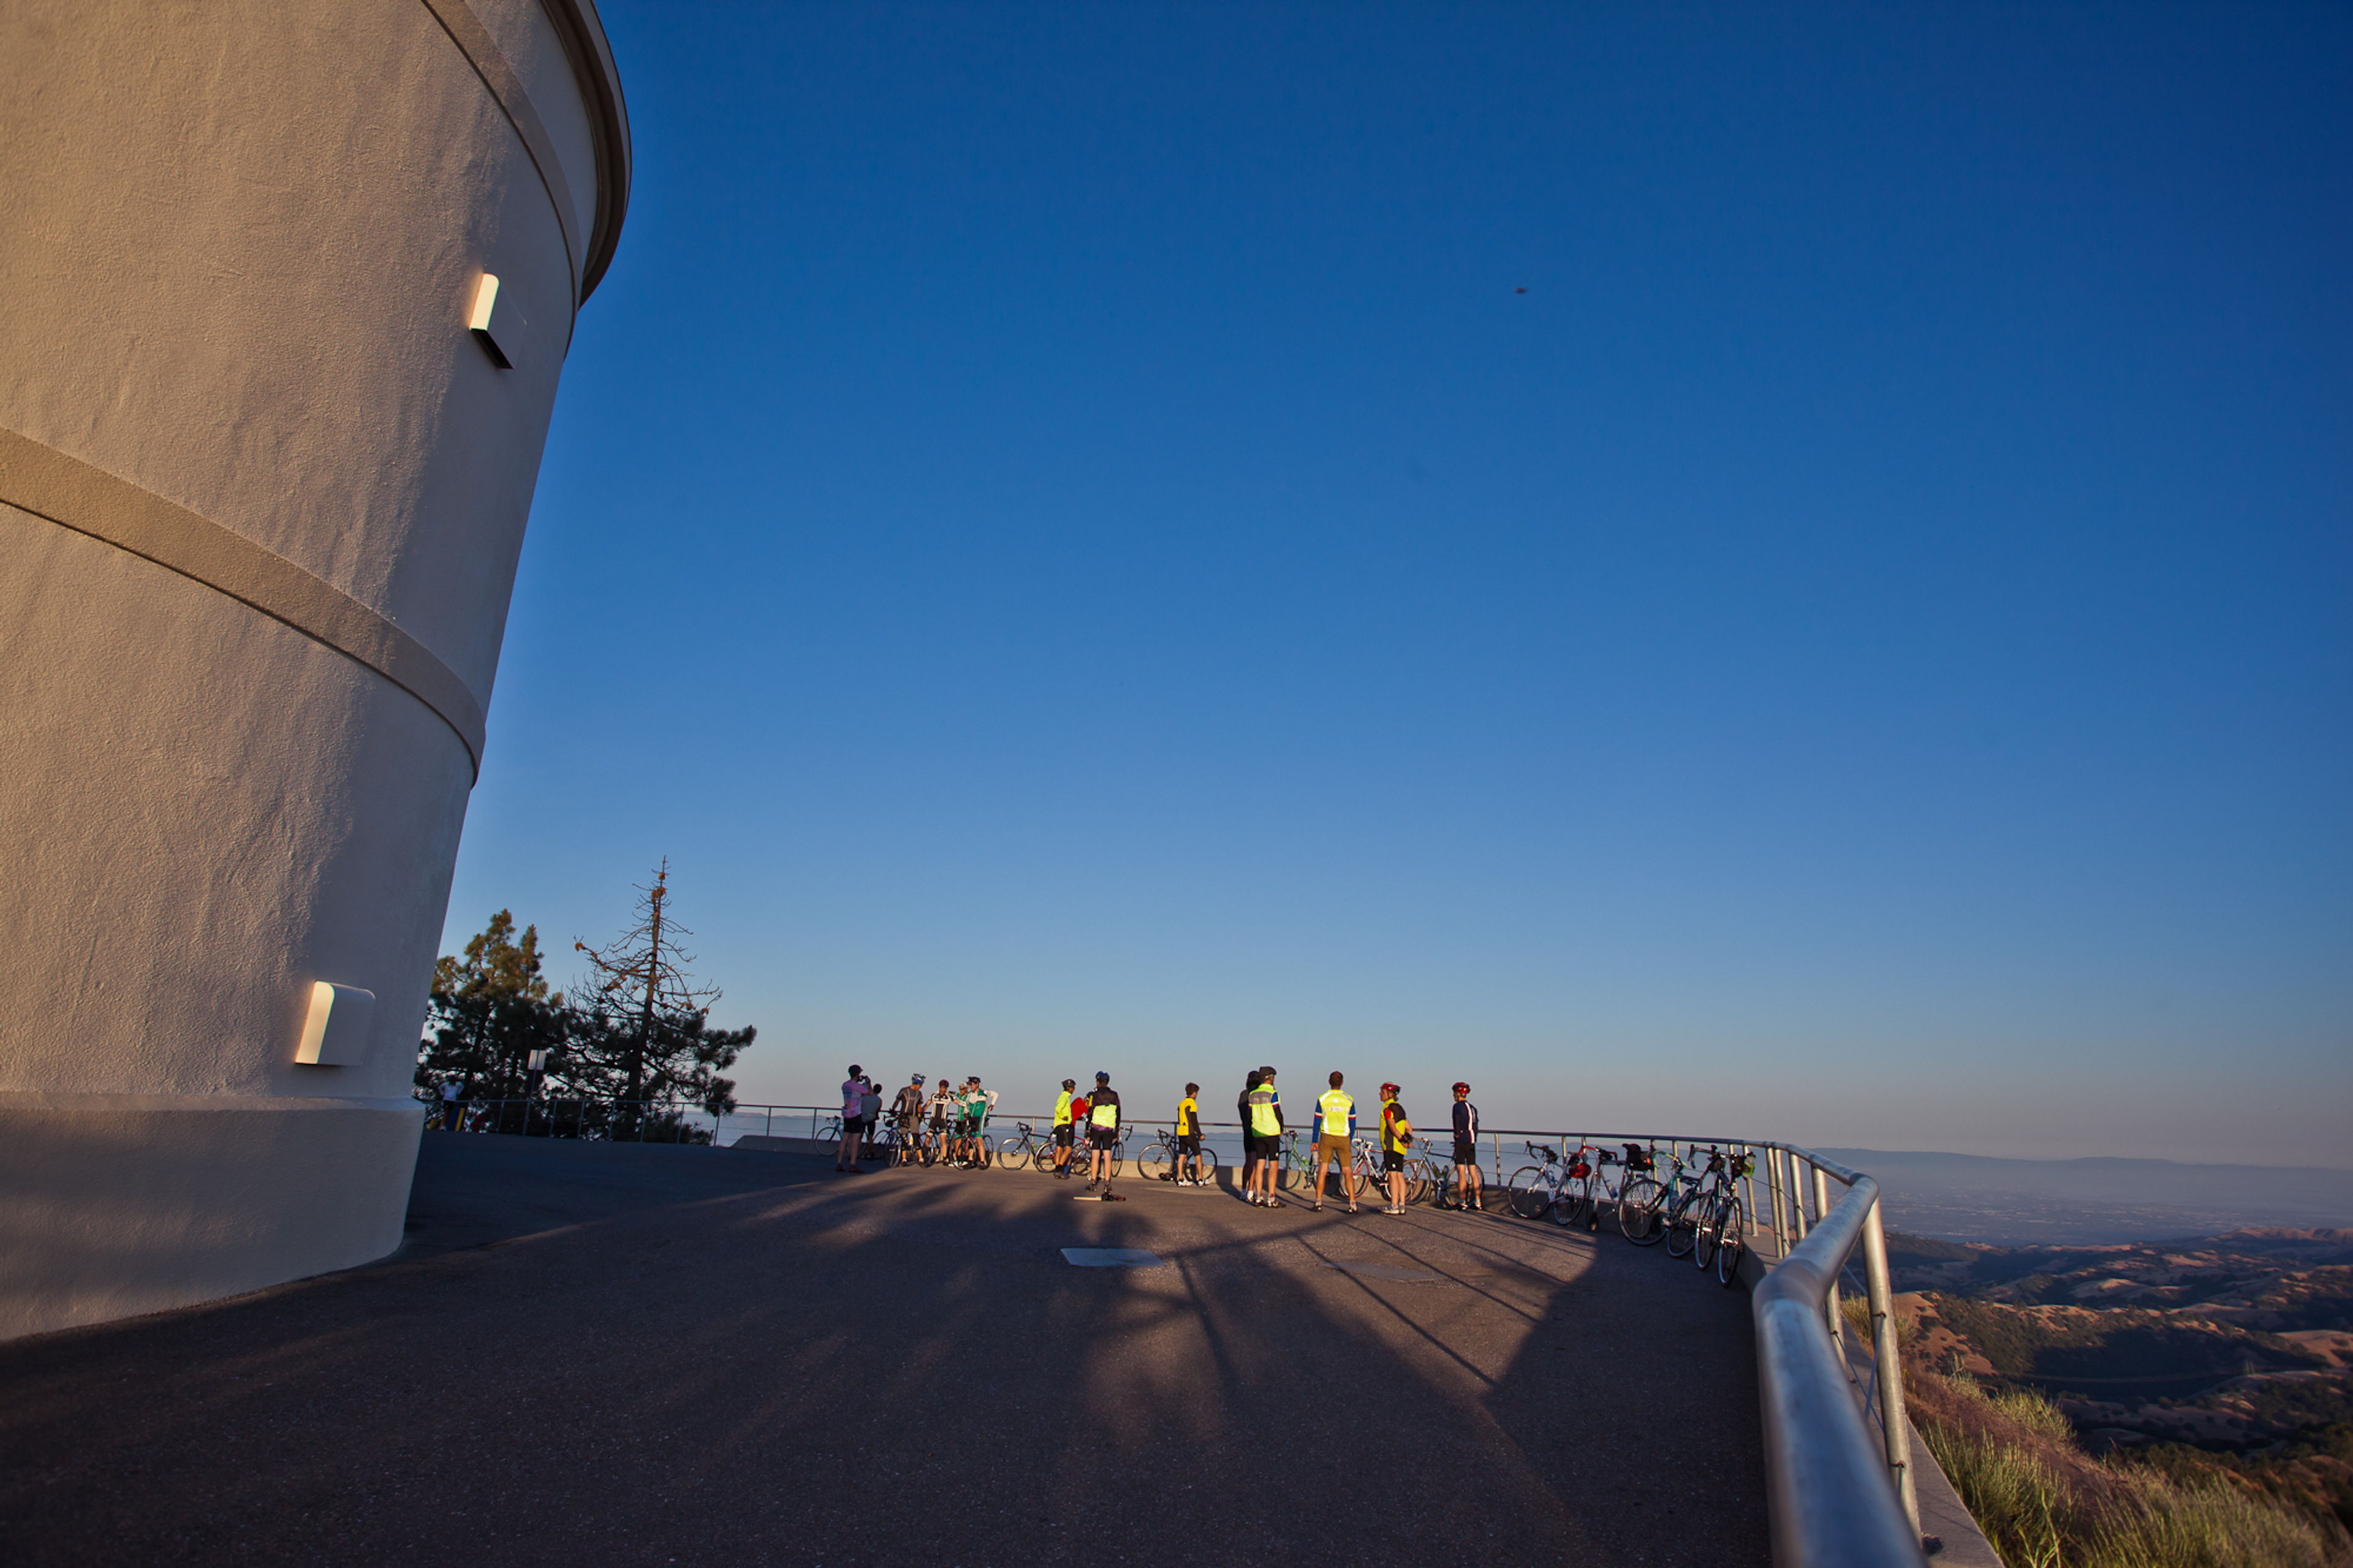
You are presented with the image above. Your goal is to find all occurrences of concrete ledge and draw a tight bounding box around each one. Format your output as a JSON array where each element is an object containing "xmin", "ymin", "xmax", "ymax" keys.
[
  {"xmin": 727, "ymin": 1135, "xmax": 835, "ymax": 1157},
  {"xmin": 0, "ymin": 1095, "xmax": 423, "ymax": 1341}
]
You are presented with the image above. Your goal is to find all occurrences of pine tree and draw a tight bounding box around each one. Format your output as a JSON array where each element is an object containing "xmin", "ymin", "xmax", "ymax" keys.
[
  {"xmin": 415, "ymin": 910, "xmax": 567, "ymax": 1101},
  {"xmin": 569, "ymin": 863, "xmax": 754, "ymax": 1135}
]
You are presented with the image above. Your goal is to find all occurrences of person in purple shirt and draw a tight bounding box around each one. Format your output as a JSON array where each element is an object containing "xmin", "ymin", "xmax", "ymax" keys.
[{"xmin": 836, "ymin": 1064, "xmax": 866, "ymax": 1173}]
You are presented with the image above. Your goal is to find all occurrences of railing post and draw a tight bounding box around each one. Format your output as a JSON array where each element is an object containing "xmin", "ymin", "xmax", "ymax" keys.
[
  {"xmin": 1790, "ymin": 1153, "xmax": 1811, "ymax": 1244},
  {"xmin": 1813, "ymin": 1162, "xmax": 1844, "ymax": 1350},
  {"xmin": 1860, "ymin": 1195, "xmax": 1920, "ymax": 1533},
  {"xmin": 1767, "ymin": 1146, "xmax": 1787, "ymax": 1260},
  {"xmin": 1742, "ymin": 1145, "xmax": 1758, "ymax": 1244}
]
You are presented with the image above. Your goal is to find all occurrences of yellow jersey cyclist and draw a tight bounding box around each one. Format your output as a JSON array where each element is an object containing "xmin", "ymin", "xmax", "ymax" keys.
[
  {"xmin": 1174, "ymin": 1084, "xmax": 1205, "ymax": 1186},
  {"xmin": 1377, "ymin": 1085, "xmax": 1413, "ymax": 1214},
  {"xmin": 1050, "ymin": 1078, "xmax": 1078, "ymax": 1176},
  {"xmin": 1083, "ymin": 1071, "xmax": 1121, "ymax": 1189},
  {"xmin": 1244, "ymin": 1065, "xmax": 1283, "ymax": 1207},
  {"xmin": 1310, "ymin": 1071, "xmax": 1358, "ymax": 1214}
]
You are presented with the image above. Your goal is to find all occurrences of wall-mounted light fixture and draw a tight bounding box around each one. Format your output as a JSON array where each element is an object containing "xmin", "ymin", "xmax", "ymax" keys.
[
  {"xmin": 295, "ymin": 981, "xmax": 376, "ymax": 1067},
  {"xmin": 468, "ymin": 273, "xmax": 513, "ymax": 369}
]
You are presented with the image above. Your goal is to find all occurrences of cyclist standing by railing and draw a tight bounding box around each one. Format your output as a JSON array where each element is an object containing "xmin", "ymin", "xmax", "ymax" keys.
[
  {"xmin": 836, "ymin": 1064, "xmax": 866, "ymax": 1174},
  {"xmin": 860, "ymin": 1075, "xmax": 883, "ymax": 1161},
  {"xmin": 1083, "ymin": 1070, "xmax": 1121, "ymax": 1189},
  {"xmin": 1245, "ymin": 1066, "xmax": 1284, "ymax": 1207},
  {"xmin": 925, "ymin": 1077, "xmax": 955, "ymax": 1164},
  {"xmin": 957, "ymin": 1077, "xmax": 991, "ymax": 1166},
  {"xmin": 1050, "ymin": 1078, "xmax": 1077, "ymax": 1177},
  {"xmin": 1450, "ymin": 1081, "xmax": 1483, "ymax": 1212},
  {"xmin": 1175, "ymin": 1083, "xmax": 1205, "ymax": 1186},
  {"xmin": 1378, "ymin": 1085, "xmax": 1412, "ymax": 1214},
  {"xmin": 1311, "ymin": 1071, "xmax": 1357, "ymax": 1214},
  {"xmin": 892, "ymin": 1074, "xmax": 926, "ymax": 1156}
]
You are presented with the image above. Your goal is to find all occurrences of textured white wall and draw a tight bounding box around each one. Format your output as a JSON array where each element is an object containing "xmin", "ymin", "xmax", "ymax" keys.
[{"xmin": 0, "ymin": 0, "xmax": 626, "ymax": 1338}]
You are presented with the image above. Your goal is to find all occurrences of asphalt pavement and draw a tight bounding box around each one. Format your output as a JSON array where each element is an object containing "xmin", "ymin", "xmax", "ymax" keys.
[{"xmin": 0, "ymin": 1135, "xmax": 1769, "ymax": 1567}]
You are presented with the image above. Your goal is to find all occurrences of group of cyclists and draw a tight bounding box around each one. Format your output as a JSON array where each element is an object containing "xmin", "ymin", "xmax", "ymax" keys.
[{"xmin": 833, "ymin": 1061, "xmax": 1495, "ymax": 1216}]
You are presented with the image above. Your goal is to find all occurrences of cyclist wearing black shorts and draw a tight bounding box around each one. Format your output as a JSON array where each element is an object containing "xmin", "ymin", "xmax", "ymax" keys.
[
  {"xmin": 1051, "ymin": 1078, "xmax": 1077, "ymax": 1175},
  {"xmin": 1451, "ymin": 1081, "xmax": 1483, "ymax": 1211},
  {"xmin": 1175, "ymin": 1083, "xmax": 1203, "ymax": 1186},
  {"xmin": 1085, "ymin": 1072, "xmax": 1121, "ymax": 1189},
  {"xmin": 1379, "ymin": 1085, "xmax": 1412, "ymax": 1214},
  {"xmin": 892, "ymin": 1074, "xmax": 926, "ymax": 1153}
]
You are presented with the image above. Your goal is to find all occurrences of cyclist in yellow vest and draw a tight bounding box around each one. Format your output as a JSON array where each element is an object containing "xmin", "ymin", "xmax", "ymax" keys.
[
  {"xmin": 1050, "ymin": 1078, "xmax": 1077, "ymax": 1175},
  {"xmin": 1085, "ymin": 1071, "xmax": 1122, "ymax": 1189},
  {"xmin": 1311, "ymin": 1071, "xmax": 1357, "ymax": 1214},
  {"xmin": 1245, "ymin": 1066, "xmax": 1284, "ymax": 1207},
  {"xmin": 1175, "ymin": 1083, "xmax": 1205, "ymax": 1186}
]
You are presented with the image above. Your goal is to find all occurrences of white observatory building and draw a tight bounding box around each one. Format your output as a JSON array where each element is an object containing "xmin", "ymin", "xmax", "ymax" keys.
[{"xmin": 0, "ymin": 0, "xmax": 630, "ymax": 1337}]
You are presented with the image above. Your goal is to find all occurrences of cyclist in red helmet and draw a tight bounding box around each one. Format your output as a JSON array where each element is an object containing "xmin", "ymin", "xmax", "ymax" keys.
[
  {"xmin": 1377, "ymin": 1083, "xmax": 1412, "ymax": 1214},
  {"xmin": 1450, "ymin": 1081, "xmax": 1484, "ymax": 1212}
]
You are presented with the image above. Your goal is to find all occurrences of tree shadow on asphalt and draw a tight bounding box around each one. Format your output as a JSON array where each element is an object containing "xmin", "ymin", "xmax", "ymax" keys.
[{"xmin": 0, "ymin": 1138, "xmax": 1767, "ymax": 1568}]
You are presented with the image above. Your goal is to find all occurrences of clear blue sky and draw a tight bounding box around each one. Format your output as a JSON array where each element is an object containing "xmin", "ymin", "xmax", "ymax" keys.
[{"xmin": 445, "ymin": 2, "xmax": 2351, "ymax": 1164}]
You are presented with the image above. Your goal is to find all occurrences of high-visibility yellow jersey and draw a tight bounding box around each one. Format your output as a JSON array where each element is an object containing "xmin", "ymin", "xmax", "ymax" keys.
[
  {"xmin": 1382, "ymin": 1105, "xmax": 1413, "ymax": 1154},
  {"xmin": 1089, "ymin": 1088, "xmax": 1121, "ymax": 1129},
  {"xmin": 1316, "ymin": 1088, "xmax": 1353, "ymax": 1138},
  {"xmin": 1248, "ymin": 1083, "xmax": 1280, "ymax": 1136},
  {"xmin": 1052, "ymin": 1089, "xmax": 1074, "ymax": 1127},
  {"xmin": 1176, "ymin": 1096, "xmax": 1199, "ymax": 1137}
]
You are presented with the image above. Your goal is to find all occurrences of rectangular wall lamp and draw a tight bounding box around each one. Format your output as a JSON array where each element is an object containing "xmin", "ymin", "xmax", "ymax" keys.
[
  {"xmin": 295, "ymin": 981, "xmax": 376, "ymax": 1067},
  {"xmin": 469, "ymin": 273, "xmax": 513, "ymax": 368}
]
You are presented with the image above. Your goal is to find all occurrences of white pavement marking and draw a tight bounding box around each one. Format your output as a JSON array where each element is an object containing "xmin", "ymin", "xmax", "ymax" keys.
[{"xmin": 1061, "ymin": 1248, "xmax": 1165, "ymax": 1267}]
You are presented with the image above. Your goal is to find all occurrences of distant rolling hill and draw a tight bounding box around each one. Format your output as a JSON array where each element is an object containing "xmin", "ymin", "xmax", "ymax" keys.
[{"xmin": 1814, "ymin": 1149, "xmax": 2353, "ymax": 1246}]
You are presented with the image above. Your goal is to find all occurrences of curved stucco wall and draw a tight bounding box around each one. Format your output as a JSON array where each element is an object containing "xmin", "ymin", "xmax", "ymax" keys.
[{"xmin": 0, "ymin": 0, "xmax": 628, "ymax": 1338}]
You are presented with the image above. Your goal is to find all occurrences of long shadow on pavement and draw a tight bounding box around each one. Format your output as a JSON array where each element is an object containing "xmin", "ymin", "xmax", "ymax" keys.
[{"xmin": 0, "ymin": 1137, "xmax": 1767, "ymax": 1567}]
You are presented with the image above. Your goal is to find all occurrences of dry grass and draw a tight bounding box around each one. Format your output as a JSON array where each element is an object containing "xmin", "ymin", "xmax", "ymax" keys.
[{"xmin": 1900, "ymin": 1354, "xmax": 2351, "ymax": 1567}]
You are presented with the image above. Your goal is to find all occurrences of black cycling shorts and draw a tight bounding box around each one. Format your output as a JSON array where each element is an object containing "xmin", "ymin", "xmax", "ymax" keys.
[
  {"xmin": 842, "ymin": 1115, "xmax": 865, "ymax": 1136},
  {"xmin": 1053, "ymin": 1123, "xmax": 1075, "ymax": 1146},
  {"xmin": 1453, "ymin": 1141, "xmax": 1477, "ymax": 1166},
  {"xmin": 1178, "ymin": 1134, "xmax": 1200, "ymax": 1155},
  {"xmin": 1382, "ymin": 1149, "xmax": 1406, "ymax": 1173},
  {"xmin": 1087, "ymin": 1126, "xmax": 1118, "ymax": 1150}
]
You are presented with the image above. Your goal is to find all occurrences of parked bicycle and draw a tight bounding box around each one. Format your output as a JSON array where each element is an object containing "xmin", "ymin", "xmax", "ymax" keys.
[
  {"xmin": 1416, "ymin": 1137, "xmax": 1460, "ymax": 1209},
  {"xmin": 1553, "ymin": 1142, "xmax": 1659, "ymax": 1240},
  {"xmin": 1137, "ymin": 1126, "xmax": 1219, "ymax": 1186},
  {"xmin": 1694, "ymin": 1149, "xmax": 1752, "ymax": 1286},
  {"xmin": 1504, "ymin": 1142, "xmax": 1577, "ymax": 1219},
  {"xmin": 993, "ymin": 1121, "xmax": 1057, "ymax": 1172}
]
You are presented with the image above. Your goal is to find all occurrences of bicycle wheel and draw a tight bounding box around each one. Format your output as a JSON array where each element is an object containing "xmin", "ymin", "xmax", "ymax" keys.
[
  {"xmin": 1138, "ymin": 1145, "xmax": 1171, "ymax": 1183},
  {"xmin": 1552, "ymin": 1174, "xmax": 1591, "ymax": 1228},
  {"xmin": 1664, "ymin": 1189, "xmax": 1699, "ymax": 1257},
  {"xmin": 1618, "ymin": 1176, "xmax": 1664, "ymax": 1244},
  {"xmin": 1693, "ymin": 1192, "xmax": 1721, "ymax": 1270},
  {"xmin": 1107, "ymin": 1142, "xmax": 1125, "ymax": 1179},
  {"xmin": 996, "ymin": 1137, "xmax": 1031, "ymax": 1172},
  {"xmin": 1715, "ymin": 1195, "xmax": 1746, "ymax": 1286},
  {"xmin": 1504, "ymin": 1167, "xmax": 1549, "ymax": 1219}
]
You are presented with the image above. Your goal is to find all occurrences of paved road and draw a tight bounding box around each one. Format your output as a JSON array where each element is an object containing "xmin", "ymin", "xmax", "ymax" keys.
[{"xmin": 0, "ymin": 1138, "xmax": 1768, "ymax": 1567}]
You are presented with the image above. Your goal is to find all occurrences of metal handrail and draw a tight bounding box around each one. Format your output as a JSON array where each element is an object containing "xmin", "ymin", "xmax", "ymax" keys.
[{"xmin": 1752, "ymin": 1149, "xmax": 1922, "ymax": 1567}]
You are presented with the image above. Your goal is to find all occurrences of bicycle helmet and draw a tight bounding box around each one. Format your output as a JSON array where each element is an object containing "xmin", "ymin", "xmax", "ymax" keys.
[
  {"xmin": 1452, "ymin": 1081, "xmax": 1470, "ymax": 1093},
  {"xmin": 1061, "ymin": 1078, "xmax": 1076, "ymax": 1090},
  {"xmin": 1095, "ymin": 1070, "xmax": 1110, "ymax": 1083},
  {"xmin": 1379, "ymin": 1082, "xmax": 1400, "ymax": 1099},
  {"xmin": 912, "ymin": 1074, "xmax": 926, "ymax": 1085}
]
